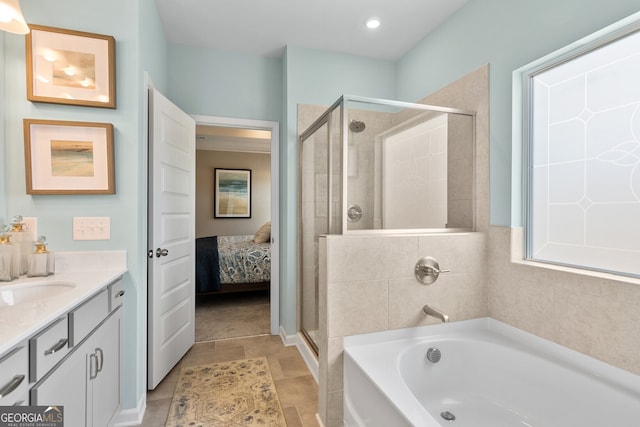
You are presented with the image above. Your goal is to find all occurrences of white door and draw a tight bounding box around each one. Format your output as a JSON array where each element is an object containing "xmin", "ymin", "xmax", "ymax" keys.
[{"xmin": 147, "ymin": 87, "xmax": 196, "ymax": 389}]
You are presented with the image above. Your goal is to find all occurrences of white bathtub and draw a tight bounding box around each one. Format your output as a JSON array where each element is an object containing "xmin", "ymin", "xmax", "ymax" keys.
[{"xmin": 343, "ymin": 318, "xmax": 640, "ymax": 427}]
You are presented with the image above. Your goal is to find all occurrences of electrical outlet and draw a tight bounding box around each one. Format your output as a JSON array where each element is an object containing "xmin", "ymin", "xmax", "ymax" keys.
[{"xmin": 73, "ymin": 217, "xmax": 111, "ymax": 240}]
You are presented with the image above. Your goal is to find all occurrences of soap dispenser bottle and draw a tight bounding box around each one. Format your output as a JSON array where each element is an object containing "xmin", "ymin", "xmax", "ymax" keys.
[
  {"xmin": 27, "ymin": 236, "xmax": 55, "ymax": 277},
  {"xmin": 10, "ymin": 215, "xmax": 34, "ymax": 276},
  {"xmin": 0, "ymin": 225, "xmax": 20, "ymax": 281}
]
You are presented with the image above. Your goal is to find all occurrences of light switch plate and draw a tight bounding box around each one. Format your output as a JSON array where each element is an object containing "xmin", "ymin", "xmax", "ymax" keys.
[{"xmin": 73, "ymin": 217, "xmax": 110, "ymax": 240}]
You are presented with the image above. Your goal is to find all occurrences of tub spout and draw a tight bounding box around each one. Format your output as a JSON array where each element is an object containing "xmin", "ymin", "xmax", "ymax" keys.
[{"xmin": 423, "ymin": 305, "xmax": 449, "ymax": 323}]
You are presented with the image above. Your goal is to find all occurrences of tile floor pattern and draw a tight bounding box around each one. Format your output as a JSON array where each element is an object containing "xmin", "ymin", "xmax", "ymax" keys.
[{"xmin": 195, "ymin": 290, "xmax": 271, "ymax": 341}]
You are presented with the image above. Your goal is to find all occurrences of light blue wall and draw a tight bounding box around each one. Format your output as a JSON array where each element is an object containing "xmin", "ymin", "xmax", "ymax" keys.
[
  {"xmin": 3, "ymin": 0, "xmax": 167, "ymax": 412},
  {"xmin": 397, "ymin": 0, "xmax": 640, "ymax": 226},
  {"xmin": 167, "ymin": 45, "xmax": 282, "ymax": 121},
  {"xmin": 140, "ymin": 0, "xmax": 168, "ymax": 93}
]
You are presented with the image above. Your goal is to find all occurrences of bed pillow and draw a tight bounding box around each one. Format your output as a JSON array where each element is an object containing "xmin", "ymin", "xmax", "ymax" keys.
[{"xmin": 253, "ymin": 221, "xmax": 271, "ymax": 243}]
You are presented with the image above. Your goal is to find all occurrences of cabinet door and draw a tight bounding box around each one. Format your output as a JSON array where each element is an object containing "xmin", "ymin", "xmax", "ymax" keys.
[
  {"xmin": 88, "ymin": 308, "xmax": 121, "ymax": 427},
  {"xmin": 30, "ymin": 342, "xmax": 87, "ymax": 426}
]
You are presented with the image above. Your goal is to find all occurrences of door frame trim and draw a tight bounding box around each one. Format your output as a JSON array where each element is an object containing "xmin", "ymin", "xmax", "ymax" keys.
[{"xmin": 192, "ymin": 114, "xmax": 280, "ymax": 335}]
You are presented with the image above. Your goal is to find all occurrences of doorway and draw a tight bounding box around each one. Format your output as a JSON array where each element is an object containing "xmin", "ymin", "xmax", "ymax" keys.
[{"xmin": 193, "ymin": 115, "xmax": 280, "ymax": 339}]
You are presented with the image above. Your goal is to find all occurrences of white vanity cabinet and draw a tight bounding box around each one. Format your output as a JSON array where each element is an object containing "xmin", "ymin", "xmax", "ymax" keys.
[
  {"xmin": 30, "ymin": 278, "xmax": 123, "ymax": 427},
  {"xmin": 87, "ymin": 308, "xmax": 121, "ymax": 427}
]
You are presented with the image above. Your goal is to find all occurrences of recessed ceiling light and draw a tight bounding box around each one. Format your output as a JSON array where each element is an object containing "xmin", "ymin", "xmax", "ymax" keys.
[{"xmin": 365, "ymin": 17, "xmax": 380, "ymax": 30}]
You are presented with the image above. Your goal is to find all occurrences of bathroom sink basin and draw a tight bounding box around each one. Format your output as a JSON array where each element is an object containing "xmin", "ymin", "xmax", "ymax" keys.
[{"xmin": 0, "ymin": 281, "xmax": 76, "ymax": 307}]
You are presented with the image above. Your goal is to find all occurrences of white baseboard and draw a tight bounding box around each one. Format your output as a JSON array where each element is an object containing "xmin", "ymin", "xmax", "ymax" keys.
[
  {"xmin": 113, "ymin": 393, "xmax": 146, "ymax": 426},
  {"xmin": 278, "ymin": 325, "xmax": 297, "ymax": 346},
  {"xmin": 279, "ymin": 326, "xmax": 319, "ymax": 384}
]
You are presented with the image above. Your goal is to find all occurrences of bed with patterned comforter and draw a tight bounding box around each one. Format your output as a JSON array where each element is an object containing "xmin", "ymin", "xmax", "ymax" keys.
[{"xmin": 196, "ymin": 235, "xmax": 270, "ymax": 293}]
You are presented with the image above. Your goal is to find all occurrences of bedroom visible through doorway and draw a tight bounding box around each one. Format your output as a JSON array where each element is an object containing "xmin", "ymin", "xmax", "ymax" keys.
[{"xmin": 194, "ymin": 122, "xmax": 275, "ymax": 341}]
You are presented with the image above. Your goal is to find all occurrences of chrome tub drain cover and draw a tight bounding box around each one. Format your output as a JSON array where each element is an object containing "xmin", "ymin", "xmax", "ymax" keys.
[{"xmin": 441, "ymin": 411, "xmax": 456, "ymax": 421}]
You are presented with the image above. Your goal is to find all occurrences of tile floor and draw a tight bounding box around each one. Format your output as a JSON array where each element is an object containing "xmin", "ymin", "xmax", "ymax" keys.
[
  {"xmin": 140, "ymin": 291, "xmax": 318, "ymax": 426},
  {"xmin": 195, "ymin": 290, "xmax": 270, "ymax": 341}
]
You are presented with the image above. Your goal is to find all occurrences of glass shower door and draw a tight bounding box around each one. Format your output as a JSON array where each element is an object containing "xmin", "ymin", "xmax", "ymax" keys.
[{"xmin": 299, "ymin": 105, "xmax": 342, "ymax": 353}]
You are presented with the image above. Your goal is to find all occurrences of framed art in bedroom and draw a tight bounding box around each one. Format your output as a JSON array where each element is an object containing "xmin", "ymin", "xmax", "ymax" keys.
[
  {"xmin": 214, "ymin": 168, "xmax": 251, "ymax": 218},
  {"xmin": 25, "ymin": 24, "xmax": 116, "ymax": 108}
]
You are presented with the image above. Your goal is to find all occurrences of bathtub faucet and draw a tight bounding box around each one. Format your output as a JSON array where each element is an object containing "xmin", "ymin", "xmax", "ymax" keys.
[{"xmin": 423, "ymin": 305, "xmax": 449, "ymax": 323}]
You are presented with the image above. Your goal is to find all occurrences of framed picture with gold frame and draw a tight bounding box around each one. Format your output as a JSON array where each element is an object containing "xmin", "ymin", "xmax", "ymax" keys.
[
  {"xmin": 24, "ymin": 119, "xmax": 115, "ymax": 195},
  {"xmin": 25, "ymin": 24, "xmax": 116, "ymax": 108}
]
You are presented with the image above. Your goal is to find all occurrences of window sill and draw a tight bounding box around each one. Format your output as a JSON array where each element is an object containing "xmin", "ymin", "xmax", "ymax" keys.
[{"xmin": 509, "ymin": 227, "xmax": 640, "ymax": 286}]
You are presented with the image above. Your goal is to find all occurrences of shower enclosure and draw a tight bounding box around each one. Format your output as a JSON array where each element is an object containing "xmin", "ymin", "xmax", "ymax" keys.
[{"xmin": 298, "ymin": 95, "xmax": 475, "ymax": 352}]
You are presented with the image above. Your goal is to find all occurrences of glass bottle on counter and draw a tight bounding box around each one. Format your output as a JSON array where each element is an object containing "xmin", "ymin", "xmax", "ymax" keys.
[
  {"xmin": 0, "ymin": 225, "xmax": 21, "ymax": 281},
  {"xmin": 26, "ymin": 236, "xmax": 55, "ymax": 277},
  {"xmin": 10, "ymin": 215, "xmax": 34, "ymax": 276}
]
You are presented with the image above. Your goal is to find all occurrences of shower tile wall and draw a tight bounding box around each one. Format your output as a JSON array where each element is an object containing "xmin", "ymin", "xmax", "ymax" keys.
[
  {"xmin": 318, "ymin": 232, "xmax": 488, "ymax": 426},
  {"xmin": 346, "ymin": 109, "xmax": 392, "ymax": 230},
  {"xmin": 382, "ymin": 114, "xmax": 448, "ymax": 229},
  {"xmin": 447, "ymin": 113, "xmax": 475, "ymax": 228}
]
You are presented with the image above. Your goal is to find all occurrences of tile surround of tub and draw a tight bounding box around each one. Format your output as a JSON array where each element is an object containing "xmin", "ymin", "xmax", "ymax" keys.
[
  {"xmin": 488, "ymin": 226, "xmax": 640, "ymax": 377},
  {"xmin": 318, "ymin": 232, "xmax": 488, "ymax": 426}
]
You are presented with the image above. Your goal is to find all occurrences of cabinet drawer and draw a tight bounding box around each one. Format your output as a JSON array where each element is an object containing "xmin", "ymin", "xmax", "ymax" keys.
[
  {"xmin": 69, "ymin": 289, "xmax": 109, "ymax": 347},
  {"xmin": 0, "ymin": 345, "xmax": 29, "ymax": 406},
  {"xmin": 108, "ymin": 277, "xmax": 125, "ymax": 312},
  {"xmin": 29, "ymin": 317, "xmax": 69, "ymax": 383}
]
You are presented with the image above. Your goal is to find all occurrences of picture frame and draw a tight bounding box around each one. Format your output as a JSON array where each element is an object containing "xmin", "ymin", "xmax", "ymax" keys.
[
  {"xmin": 214, "ymin": 168, "xmax": 251, "ymax": 218},
  {"xmin": 25, "ymin": 24, "xmax": 116, "ymax": 108},
  {"xmin": 24, "ymin": 119, "xmax": 115, "ymax": 195}
]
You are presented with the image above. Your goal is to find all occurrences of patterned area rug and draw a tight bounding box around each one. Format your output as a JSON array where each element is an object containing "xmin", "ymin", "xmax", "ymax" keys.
[{"xmin": 165, "ymin": 357, "xmax": 286, "ymax": 427}]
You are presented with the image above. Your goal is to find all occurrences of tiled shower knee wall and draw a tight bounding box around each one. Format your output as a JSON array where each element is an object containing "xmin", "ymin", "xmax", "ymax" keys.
[{"xmin": 318, "ymin": 232, "xmax": 488, "ymax": 427}]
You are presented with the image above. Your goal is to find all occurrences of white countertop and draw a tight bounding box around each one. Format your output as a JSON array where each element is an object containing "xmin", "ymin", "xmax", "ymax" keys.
[{"xmin": 0, "ymin": 251, "xmax": 127, "ymax": 356}]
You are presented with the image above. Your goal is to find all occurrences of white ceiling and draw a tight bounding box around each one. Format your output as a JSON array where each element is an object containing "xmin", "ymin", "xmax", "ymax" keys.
[{"xmin": 155, "ymin": 0, "xmax": 468, "ymax": 60}]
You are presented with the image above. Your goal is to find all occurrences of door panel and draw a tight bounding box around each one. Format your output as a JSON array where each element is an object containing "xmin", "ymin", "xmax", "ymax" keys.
[{"xmin": 148, "ymin": 87, "xmax": 196, "ymax": 389}]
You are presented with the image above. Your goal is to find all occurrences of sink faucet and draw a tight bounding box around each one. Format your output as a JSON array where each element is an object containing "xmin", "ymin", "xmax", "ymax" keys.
[{"xmin": 423, "ymin": 304, "xmax": 449, "ymax": 323}]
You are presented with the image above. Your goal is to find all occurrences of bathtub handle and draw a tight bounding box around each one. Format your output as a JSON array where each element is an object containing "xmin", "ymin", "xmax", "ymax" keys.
[{"xmin": 415, "ymin": 257, "xmax": 449, "ymax": 285}]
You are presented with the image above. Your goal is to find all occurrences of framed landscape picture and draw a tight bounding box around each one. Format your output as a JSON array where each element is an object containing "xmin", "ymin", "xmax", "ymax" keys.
[
  {"xmin": 24, "ymin": 119, "xmax": 115, "ymax": 195},
  {"xmin": 25, "ymin": 24, "xmax": 116, "ymax": 108},
  {"xmin": 214, "ymin": 168, "xmax": 251, "ymax": 218}
]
